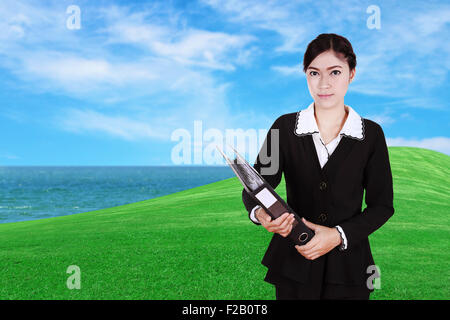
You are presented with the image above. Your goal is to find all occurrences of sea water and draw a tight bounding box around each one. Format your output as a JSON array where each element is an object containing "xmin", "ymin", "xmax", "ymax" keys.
[{"xmin": 0, "ymin": 166, "xmax": 234, "ymax": 223}]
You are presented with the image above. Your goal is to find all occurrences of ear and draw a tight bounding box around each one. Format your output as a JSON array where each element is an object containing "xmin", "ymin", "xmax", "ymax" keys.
[{"xmin": 349, "ymin": 68, "xmax": 356, "ymax": 83}]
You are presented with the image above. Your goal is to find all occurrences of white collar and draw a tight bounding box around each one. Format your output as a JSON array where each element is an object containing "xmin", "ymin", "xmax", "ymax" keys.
[{"xmin": 294, "ymin": 102, "xmax": 365, "ymax": 140}]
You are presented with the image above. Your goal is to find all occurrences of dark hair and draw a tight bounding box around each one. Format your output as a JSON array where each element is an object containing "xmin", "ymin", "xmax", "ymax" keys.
[{"xmin": 303, "ymin": 33, "xmax": 357, "ymax": 73}]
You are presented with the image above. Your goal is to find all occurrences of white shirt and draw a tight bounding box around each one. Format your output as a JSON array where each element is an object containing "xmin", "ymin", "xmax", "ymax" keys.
[{"xmin": 249, "ymin": 102, "xmax": 365, "ymax": 250}]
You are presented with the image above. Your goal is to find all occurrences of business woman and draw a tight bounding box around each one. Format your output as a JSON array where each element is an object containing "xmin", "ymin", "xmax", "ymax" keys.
[{"xmin": 242, "ymin": 33, "xmax": 394, "ymax": 300}]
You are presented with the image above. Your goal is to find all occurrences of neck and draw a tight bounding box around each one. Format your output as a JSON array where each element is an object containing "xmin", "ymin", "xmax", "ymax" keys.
[{"xmin": 314, "ymin": 102, "xmax": 348, "ymax": 130}]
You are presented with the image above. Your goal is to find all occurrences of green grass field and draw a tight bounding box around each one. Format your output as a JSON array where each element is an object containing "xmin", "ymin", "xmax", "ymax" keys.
[{"xmin": 0, "ymin": 147, "xmax": 448, "ymax": 300}]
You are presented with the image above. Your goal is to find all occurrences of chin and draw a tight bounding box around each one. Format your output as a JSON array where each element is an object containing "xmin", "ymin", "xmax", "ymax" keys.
[
  {"xmin": 314, "ymin": 96, "xmax": 339, "ymax": 107},
  {"xmin": 314, "ymin": 99, "xmax": 341, "ymax": 110},
  {"xmin": 315, "ymin": 98, "xmax": 335, "ymax": 104}
]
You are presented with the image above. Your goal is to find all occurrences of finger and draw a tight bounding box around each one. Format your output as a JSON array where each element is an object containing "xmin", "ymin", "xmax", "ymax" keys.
[
  {"xmin": 300, "ymin": 240, "xmax": 320, "ymax": 253},
  {"xmin": 279, "ymin": 224, "xmax": 293, "ymax": 237},
  {"xmin": 270, "ymin": 213, "xmax": 290, "ymax": 228},
  {"xmin": 299, "ymin": 247, "xmax": 319, "ymax": 260},
  {"xmin": 286, "ymin": 223, "xmax": 294, "ymax": 234},
  {"xmin": 286, "ymin": 224, "xmax": 293, "ymax": 235},
  {"xmin": 274, "ymin": 214, "xmax": 294, "ymax": 232},
  {"xmin": 276, "ymin": 213, "xmax": 291, "ymax": 225},
  {"xmin": 261, "ymin": 216, "xmax": 274, "ymax": 230},
  {"xmin": 280, "ymin": 217, "xmax": 295, "ymax": 233},
  {"xmin": 297, "ymin": 249, "xmax": 315, "ymax": 260},
  {"xmin": 261, "ymin": 217, "xmax": 273, "ymax": 229},
  {"xmin": 302, "ymin": 246, "xmax": 322, "ymax": 257},
  {"xmin": 274, "ymin": 214, "xmax": 295, "ymax": 235},
  {"xmin": 266, "ymin": 221, "xmax": 279, "ymax": 233},
  {"xmin": 302, "ymin": 217, "xmax": 319, "ymax": 231},
  {"xmin": 308, "ymin": 252, "xmax": 322, "ymax": 261},
  {"xmin": 265, "ymin": 223, "xmax": 275, "ymax": 232},
  {"xmin": 296, "ymin": 246, "xmax": 310, "ymax": 255},
  {"xmin": 283, "ymin": 214, "xmax": 296, "ymax": 228},
  {"xmin": 297, "ymin": 236, "xmax": 320, "ymax": 252},
  {"xmin": 299, "ymin": 246, "xmax": 320, "ymax": 259}
]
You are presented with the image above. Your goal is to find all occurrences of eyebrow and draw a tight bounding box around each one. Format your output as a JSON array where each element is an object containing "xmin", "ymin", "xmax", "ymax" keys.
[{"xmin": 307, "ymin": 65, "xmax": 343, "ymax": 70}]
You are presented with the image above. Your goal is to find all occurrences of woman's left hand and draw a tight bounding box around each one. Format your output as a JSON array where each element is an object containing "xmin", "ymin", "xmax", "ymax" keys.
[{"xmin": 295, "ymin": 218, "xmax": 342, "ymax": 260}]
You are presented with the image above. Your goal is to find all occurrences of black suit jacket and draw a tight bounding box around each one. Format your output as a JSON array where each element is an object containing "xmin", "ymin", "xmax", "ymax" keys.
[{"xmin": 242, "ymin": 112, "xmax": 394, "ymax": 286}]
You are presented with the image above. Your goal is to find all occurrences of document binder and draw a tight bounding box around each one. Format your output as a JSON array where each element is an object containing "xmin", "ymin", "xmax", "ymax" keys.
[{"xmin": 217, "ymin": 145, "xmax": 314, "ymax": 245}]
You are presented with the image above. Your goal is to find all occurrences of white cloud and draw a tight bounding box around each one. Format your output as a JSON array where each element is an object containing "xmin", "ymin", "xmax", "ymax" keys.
[
  {"xmin": 0, "ymin": 1, "xmax": 267, "ymax": 139},
  {"xmin": 100, "ymin": 4, "xmax": 257, "ymax": 71},
  {"xmin": 271, "ymin": 63, "xmax": 303, "ymax": 76},
  {"xmin": 349, "ymin": 6, "xmax": 450, "ymax": 99},
  {"xmin": 1, "ymin": 2, "xmax": 256, "ymax": 95},
  {"xmin": 0, "ymin": 0, "xmax": 75, "ymax": 51},
  {"xmin": 1, "ymin": 0, "xmax": 448, "ymax": 150},
  {"xmin": 412, "ymin": 7, "xmax": 450, "ymax": 36},
  {"xmin": 0, "ymin": 153, "xmax": 20, "ymax": 160},
  {"xmin": 58, "ymin": 108, "xmax": 167, "ymax": 141},
  {"xmin": 365, "ymin": 114, "xmax": 396, "ymax": 126},
  {"xmin": 200, "ymin": 0, "xmax": 313, "ymax": 53},
  {"xmin": 202, "ymin": 0, "xmax": 450, "ymax": 108},
  {"xmin": 15, "ymin": 51, "xmax": 162, "ymax": 96},
  {"xmin": 365, "ymin": 98, "xmax": 447, "ymax": 111},
  {"xmin": 387, "ymin": 137, "xmax": 450, "ymax": 155}
]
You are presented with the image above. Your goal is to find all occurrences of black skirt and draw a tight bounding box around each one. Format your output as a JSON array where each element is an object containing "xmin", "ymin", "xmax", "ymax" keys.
[{"xmin": 264, "ymin": 253, "xmax": 373, "ymax": 300}]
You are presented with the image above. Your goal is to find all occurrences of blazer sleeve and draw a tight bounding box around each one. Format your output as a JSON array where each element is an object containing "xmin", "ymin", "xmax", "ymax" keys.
[
  {"xmin": 242, "ymin": 116, "xmax": 285, "ymax": 225},
  {"xmin": 339, "ymin": 124, "xmax": 394, "ymax": 250}
]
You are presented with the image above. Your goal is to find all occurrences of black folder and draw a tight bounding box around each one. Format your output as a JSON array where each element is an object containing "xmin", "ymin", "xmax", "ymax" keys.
[{"xmin": 217, "ymin": 145, "xmax": 314, "ymax": 245}]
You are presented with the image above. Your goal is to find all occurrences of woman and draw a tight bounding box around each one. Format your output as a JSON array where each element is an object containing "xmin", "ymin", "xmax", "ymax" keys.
[{"xmin": 242, "ymin": 33, "xmax": 394, "ymax": 300}]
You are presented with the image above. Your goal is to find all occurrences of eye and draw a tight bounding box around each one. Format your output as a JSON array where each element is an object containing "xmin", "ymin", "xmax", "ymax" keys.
[
  {"xmin": 331, "ymin": 70, "xmax": 341, "ymax": 75},
  {"xmin": 309, "ymin": 71, "xmax": 318, "ymax": 76}
]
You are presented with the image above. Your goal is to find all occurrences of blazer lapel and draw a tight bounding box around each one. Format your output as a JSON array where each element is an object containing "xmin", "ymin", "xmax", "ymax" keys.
[
  {"xmin": 306, "ymin": 135, "xmax": 325, "ymax": 178},
  {"xmin": 322, "ymin": 137, "xmax": 357, "ymax": 177}
]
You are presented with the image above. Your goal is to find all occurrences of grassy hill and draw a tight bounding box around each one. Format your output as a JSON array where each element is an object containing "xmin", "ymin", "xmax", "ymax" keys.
[{"xmin": 0, "ymin": 147, "xmax": 448, "ymax": 300}]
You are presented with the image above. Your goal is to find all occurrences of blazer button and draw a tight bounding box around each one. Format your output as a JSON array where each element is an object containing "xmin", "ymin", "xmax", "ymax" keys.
[
  {"xmin": 319, "ymin": 181, "xmax": 327, "ymax": 191},
  {"xmin": 318, "ymin": 213, "xmax": 328, "ymax": 223}
]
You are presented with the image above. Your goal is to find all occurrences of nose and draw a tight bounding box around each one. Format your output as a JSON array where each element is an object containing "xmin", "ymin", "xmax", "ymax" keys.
[{"xmin": 318, "ymin": 74, "xmax": 331, "ymax": 89}]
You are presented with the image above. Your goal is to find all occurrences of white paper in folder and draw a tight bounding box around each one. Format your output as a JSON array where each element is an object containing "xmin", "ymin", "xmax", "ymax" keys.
[{"xmin": 255, "ymin": 188, "xmax": 277, "ymax": 208}]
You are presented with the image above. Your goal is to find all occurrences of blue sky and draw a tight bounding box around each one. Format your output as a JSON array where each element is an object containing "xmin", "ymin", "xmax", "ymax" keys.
[{"xmin": 0, "ymin": 0, "xmax": 449, "ymax": 165}]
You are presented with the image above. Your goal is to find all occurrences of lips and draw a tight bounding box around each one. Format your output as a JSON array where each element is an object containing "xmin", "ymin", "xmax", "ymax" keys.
[{"xmin": 318, "ymin": 94, "xmax": 333, "ymax": 99}]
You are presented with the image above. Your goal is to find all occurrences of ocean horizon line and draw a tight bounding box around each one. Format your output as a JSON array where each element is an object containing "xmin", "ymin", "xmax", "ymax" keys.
[{"xmin": 0, "ymin": 165, "xmax": 231, "ymax": 168}]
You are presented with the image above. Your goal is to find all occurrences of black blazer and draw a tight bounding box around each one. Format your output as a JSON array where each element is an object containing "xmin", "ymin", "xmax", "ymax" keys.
[{"xmin": 242, "ymin": 112, "xmax": 394, "ymax": 286}]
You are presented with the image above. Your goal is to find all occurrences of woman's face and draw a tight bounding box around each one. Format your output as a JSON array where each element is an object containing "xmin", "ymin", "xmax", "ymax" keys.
[{"xmin": 305, "ymin": 50, "xmax": 355, "ymax": 110}]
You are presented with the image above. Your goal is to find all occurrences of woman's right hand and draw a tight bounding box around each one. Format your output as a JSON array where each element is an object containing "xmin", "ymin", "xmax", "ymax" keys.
[{"xmin": 255, "ymin": 207, "xmax": 296, "ymax": 237}]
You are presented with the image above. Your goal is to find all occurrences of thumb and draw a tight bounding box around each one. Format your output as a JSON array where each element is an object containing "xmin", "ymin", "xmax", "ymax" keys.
[{"xmin": 302, "ymin": 217, "xmax": 319, "ymax": 231}]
